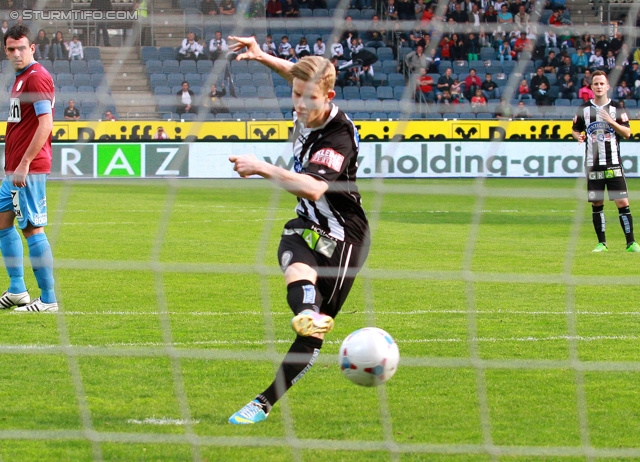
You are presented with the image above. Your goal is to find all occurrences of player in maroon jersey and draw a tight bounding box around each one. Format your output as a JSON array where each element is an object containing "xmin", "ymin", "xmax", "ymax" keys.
[{"xmin": 0, "ymin": 24, "xmax": 58, "ymax": 312}]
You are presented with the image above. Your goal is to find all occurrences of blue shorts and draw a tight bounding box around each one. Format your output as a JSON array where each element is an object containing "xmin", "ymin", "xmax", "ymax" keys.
[{"xmin": 0, "ymin": 174, "xmax": 48, "ymax": 229}]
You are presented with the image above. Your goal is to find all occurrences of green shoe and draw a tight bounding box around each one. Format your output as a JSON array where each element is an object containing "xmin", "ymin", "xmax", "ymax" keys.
[
  {"xmin": 627, "ymin": 242, "xmax": 640, "ymax": 252},
  {"xmin": 592, "ymin": 243, "xmax": 608, "ymax": 252}
]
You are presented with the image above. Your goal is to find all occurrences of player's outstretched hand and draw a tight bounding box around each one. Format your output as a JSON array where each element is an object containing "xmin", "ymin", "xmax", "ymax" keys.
[
  {"xmin": 576, "ymin": 133, "xmax": 586, "ymax": 144},
  {"xmin": 228, "ymin": 36, "xmax": 262, "ymax": 61},
  {"xmin": 229, "ymin": 154, "xmax": 263, "ymax": 178}
]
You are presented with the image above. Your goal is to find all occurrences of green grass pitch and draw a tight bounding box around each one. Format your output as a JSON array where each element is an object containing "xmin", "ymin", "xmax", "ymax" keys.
[{"xmin": 1, "ymin": 177, "xmax": 640, "ymax": 461}]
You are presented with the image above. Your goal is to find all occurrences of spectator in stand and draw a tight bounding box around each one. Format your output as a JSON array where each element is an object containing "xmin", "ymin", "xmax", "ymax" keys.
[
  {"xmin": 466, "ymin": 32, "xmax": 480, "ymax": 61},
  {"xmin": 471, "ymin": 88, "xmax": 487, "ymax": 108},
  {"xmin": 497, "ymin": 4, "xmax": 513, "ymax": 28},
  {"xmin": 425, "ymin": 47, "xmax": 440, "ymax": 74},
  {"xmin": 287, "ymin": 48, "xmax": 298, "ymax": 63},
  {"xmin": 103, "ymin": 110, "xmax": 117, "ymax": 121},
  {"xmin": 609, "ymin": 32, "xmax": 623, "ymax": 56},
  {"xmin": 571, "ymin": 47, "xmax": 588, "ymax": 73},
  {"xmin": 404, "ymin": 45, "xmax": 428, "ymax": 74},
  {"xmin": 583, "ymin": 69, "xmax": 593, "ymax": 86},
  {"xmin": 624, "ymin": 61, "xmax": 639, "ymax": 88},
  {"xmin": 313, "ymin": 37, "xmax": 326, "ymax": 57},
  {"xmin": 358, "ymin": 64, "xmax": 374, "ymax": 86},
  {"xmin": 346, "ymin": 36, "xmax": 363, "ymax": 60},
  {"xmin": 437, "ymin": 89, "xmax": 456, "ymax": 105},
  {"xmin": 63, "ymin": 100, "xmax": 80, "ymax": 120},
  {"xmin": 262, "ymin": 35, "xmax": 277, "ymax": 56},
  {"xmin": 153, "ymin": 126, "xmax": 169, "ymax": 140},
  {"xmin": 68, "ymin": 35, "xmax": 83, "ymax": 60},
  {"xmin": 497, "ymin": 39, "xmax": 512, "ymax": 63},
  {"xmin": 436, "ymin": 67, "xmax": 454, "ymax": 98},
  {"xmin": 447, "ymin": 2, "xmax": 468, "ymax": 24},
  {"xmin": 414, "ymin": 67, "xmax": 434, "ymax": 102},
  {"xmin": 594, "ymin": 35, "xmax": 609, "ymax": 57},
  {"xmin": 463, "ymin": 68, "xmax": 482, "ymax": 101},
  {"xmin": 578, "ymin": 78, "xmax": 594, "ymax": 101},
  {"xmin": 530, "ymin": 66, "xmax": 550, "ymax": 93},
  {"xmin": 34, "ymin": 29, "xmax": 50, "ymax": 61},
  {"xmin": 557, "ymin": 54, "xmax": 577, "ymax": 81},
  {"xmin": 51, "ymin": 31, "xmax": 68, "ymax": 61},
  {"xmin": 548, "ymin": 9, "xmax": 564, "ymax": 27},
  {"xmin": 542, "ymin": 50, "xmax": 560, "ymax": 73},
  {"xmin": 469, "ymin": 3, "xmax": 483, "ymax": 28},
  {"xmin": 283, "ymin": 0, "xmax": 299, "ymax": 17},
  {"xmin": 295, "ymin": 37, "xmax": 311, "ymax": 58},
  {"xmin": 178, "ymin": 32, "xmax": 204, "ymax": 61},
  {"xmin": 514, "ymin": 100, "xmax": 532, "ymax": 118},
  {"xmin": 450, "ymin": 78, "xmax": 462, "ymax": 101},
  {"xmin": 209, "ymin": 31, "xmax": 228, "ymax": 61},
  {"xmin": 340, "ymin": 16, "xmax": 359, "ymax": 44},
  {"xmin": 383, "ymin": 0, "xmax": 399, "ymax": 22},
  {"xmin": 481, "ymin": 72, "xmax": 500, "ymax": 100},
  {"xmin": 366, "ymin": 15, "xmax": 387, "ymax": 48},
  {"xmin": 605, "ymin": 49, "xmax": 616, "ymax": 74},
  {"xmin": 559, "ymin": 72, "xmax": 577, "ymax": 100},
  {"xmin": 616, "ymin": 80, "xmax": 632, "ymax": 100},
  {"xmin": 483, "ymin": 4, "xmax": 497, "ymax": 24},
  {"xmin": 265, "ymin": 0, "xmax": 282, "ymax": 16},
  {"xmin": 518, "ymin": 78, "xmax": 532, "ymax": 100},
  {"xmin": 176, "ymin": 81, "xmax": 198, "ymax": 115},
  {"xmin": 278, "ymin": 35, "xmax": 292, "ymax": 59},
  {"xmin": 396, "ymin": 0, "xmax": 414, "ymax": 21},
  {"xmin": 533, "ymin": 81, "xmax": 553, "ymax": 106},
  {"xmin": 420, "ymin": 3, "xmax": 436, "ymax": 27},
  {"xmin": 219, "ymin": 0, "xmax": 235, "ymax": 14},
  {"xmin": 409, "ymin": 23, "xmax": 426, "ymax": 49},
  {"xmin": 495, "ymin": 97, "xmax": 513, "ymax": 118},
  {"xmin": 544, "ymin": 30, "xmax": 558, "ymax": 50},
  {"xmin": 330, "ymin": 36, "xmax": 344, "ymax": 59},
  {"xmin": 450, "ymin": 33, "xmax": 466, "ymax": 61},
  {"xmin": 514, "ymin": 5, "xmax": 529, "ymax": 31},
  {"xmin": 513, "ymin": 34, "xmax": 531, "ymax": 60},
  {"xmin": 247, "ymin": 0, "xmax": 265, "ymax": 18},
  {"xmin": 439, "ymin": 34, "xmax": 452, "ymax": 60},
  {"xmin": 207, "ymin": 83, "xmax": 228, "ymax": 114},
  {"xmin": 414, "ymin": 0, "xmax": 426, "ymax": 21},
  {"xmin": 200, "ymin": 0, "xmax": 219, "ymax": 15},
  {"xmin": 589, "ymin": 48, "xmax": 605, "ymax": 72}
]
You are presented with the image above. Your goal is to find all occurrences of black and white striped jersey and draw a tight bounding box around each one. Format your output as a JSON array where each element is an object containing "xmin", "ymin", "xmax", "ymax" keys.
[
  {"xmin": 290, "ymin": 103, "xmax": 369, "ymax": 244},
  {"xmin": 572, "ymin": 99, "xmax": 630, "ymax": 169}
]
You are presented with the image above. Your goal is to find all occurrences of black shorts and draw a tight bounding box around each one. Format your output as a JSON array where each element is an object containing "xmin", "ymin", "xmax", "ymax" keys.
[
  {"xmin": 277, "ymin": 222, "xmax": 370, "ymax": 319},
  {"xmin": 587, "ymin": 167, "xmax": 629, "ymax": 202}
]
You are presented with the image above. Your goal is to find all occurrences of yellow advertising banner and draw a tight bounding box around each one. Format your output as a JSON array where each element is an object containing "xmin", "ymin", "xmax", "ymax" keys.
[{"xmin": 0, "ymin": 119, "xmax": 637, "ymax": 142}]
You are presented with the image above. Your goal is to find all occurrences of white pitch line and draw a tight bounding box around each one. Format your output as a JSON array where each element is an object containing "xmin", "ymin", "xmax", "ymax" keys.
[
  {"xmin": 2, "ymin": 335, "xmax": 639, "ymax": 351},
  {"xmin": 126, "ymin": 417, "xmax": 200, "ymax": 426},
  {"xmin": 53, "ymin": 310, "xmax": 640, "ymax": 316}
]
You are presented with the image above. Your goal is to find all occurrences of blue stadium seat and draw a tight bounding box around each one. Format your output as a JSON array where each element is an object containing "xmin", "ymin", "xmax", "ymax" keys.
[
  {"xmin": 554, "ymin": 98, "xmax": 570, "ymax": 106},
  {"xmin": 234, "ymin": 72, "xmax": 253, "ymax": 86},
  {"xmin": 313, "ymin": 8, "xmax": 329, "ymax": 16},
  {"xmin": 167, "ymin": 73, "xmax": 185, "ymax": 87},
  {"xmin": 180, "ymin": 113, "xmax": 197, "ymax": 121},
  {"xmin": 354, "ymin": 112, "xmax": 371, "ymax": 119},
  {"xmin": 215, "ymin": 113, "xmax": 233, "ymax": 120},
  {"xmin": 53, "ymin": 60, "xmax": 70, "ymax": 74},
  {"xmin": 252, "ymin": 74, "xmax": 271, "ymax": 86},
  {"xmin": 197, "ymin": 60, "xmax": 213, "ymax": 74},
  {"xmin": 145, "ymin": 59, "xmax": 163, "ymax": 75},
  {"xmin": 257, "ymin": 85, "xmax": 276, "ymax": 98},
  {"xmin": 377, "ymin": 86, "xmax": 394, "ymax": 100},
  {"xmin": 90, "ymin": 74, "xmax": 105, "ymax": 88},
  {"xmin": 184, "ymin": 73, "xmax": 201, "ymax": 84},
  {"xmin": 163, "ymin": 60, "xmax": 181, "ymax": 74},
  {"xmin": 57, "ymin": 73, "xmax": 74, "ymax": 87},
  {"xmin": 346, "ymin": 9, "xmax": 361, "ymax": 19},
  {"xmin": 377, "ymin": 47, "xmax": 394, "ymax": 62},
  {"xmin": 240, "ymin": 86, "xmax": 258, "ymax": 97},
  {"xmin": 387, "ymin": 73, "xmax": 405, "ymax": 88},
  {"xmin": 153, "ymin": 86, "xmax": 172, "ymax": 95},
  {"xmin": 453, "ymin": 61, "xmax": 468, "ymax": 74},
  {"xmin": 141, "ymin": 46, "xmax": 158, "ymax": 62},
  {"xmin": 87, "ymin": 60, "xmax": 104, "ymax": 74},
  {"xmin": 158, "ymin": 47, "xmax": 177, "ymax": 61},
  {"xmin": 74, "ymin": 73, "xmax": 91, "ymax": 87},
  {"xmin": 84, "ymin": 47, "xmax": 101, "ymax": 61},
  {"xmin": 267, "ymin": 111, "xmax": 285, "ymax": 119},
  {"xmin": 250, "ymin": 112, "xmax": 267, "ymax": 119},
  {"xmin": 342, "ymin": 86, "xmax": 360, "ymax": 100},
  {"xmin": 180, "ymin": 60, "xmax": 197, "ymax": 74}
]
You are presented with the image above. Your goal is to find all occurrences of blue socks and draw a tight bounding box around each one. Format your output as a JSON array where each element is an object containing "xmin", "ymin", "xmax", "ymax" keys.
[
  {"xmin": 0, "ymin": 226, "xmax": 26, "ymax": 294},
  {"xmin": 27, "ymin": 233, "xmax": 56, "ymax": 304}
]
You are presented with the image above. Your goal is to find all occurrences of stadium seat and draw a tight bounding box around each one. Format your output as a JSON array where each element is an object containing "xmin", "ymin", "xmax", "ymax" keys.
[
  {"xmin": 376, "ymin": 47, "xmax": 394, "ymax": 62},
  {"xmin": 91, "ymin": 74, "xmax": 105, "ymax": 88},
  {"xmin": 180, "ymin": 60, "xmax": 197, "ymax": 74},
  {"xmin": 480, "ymin": 47, "xmax": 495, "ymax": 61},
  {"xmin": 163, "ymin": 60, "xmax": 180, "ymax": 74},
  {"xmin": 360, "ymin": 87, "xmax": 378, "ymax": 100},
  {"xmin": 571, "ymin": 98, "xmax": 583, "ymax": 106},
  {"xmin": 230, "ymin": 60, "xmax": 248, "ymax": 73},
  {"xmin": 185, "ymin": 73, "xmax": 201, "ymax": 84},
  {"xmin": 167, "ymin": 73, "xmax": 186, "ymax": 87},
  {"xmin": 354, "ymin": 112, "xmax": 371, "ymax": 119},
  {"xmin": 267, "ymin": 111, "xmax": 285, "ymax": 119},
  {"xmin": 232, "ymin": 112, "xmax": 249, "ymax": 120},
  {"xmin": 257, "ymin": 85, "xmax": 276, "ymax": 98},
  {"xmin": 153, "ymin": 86, "xmax": 172, "ymax": 95},
  {"xmin": 381, "ymin": 60, "xmax": 399, "ymax": 74},
  {"xmin": 84, "ymin": 47, "xmax": 101, "ymax": 61},
  {"xmin": 57, "ymin": 73, "xmax": 74, "ymax": 87},
  {"xmin": 240, "ymin": 86, "xmax": 258, "ymax": 97},
  {"xmin": 145, "ymin": 59, "xmax": 163, "ymax": 75},
  {"xmin": 40, "ymin": 59, "xmax": 53, "ymax": 73},
  {"xmin": 342, "ymin": 86, "xmax": 360, "ymax": 100},
  {"xmin": 313, "ymin": 8, "xmax": 329, "ymax": 16},
  {"xmin": 250, "ymin": 112, "xmax": 267, "ymax": 119},
  {"xmin": 197, "ymin": 60, "xmax": 213, "ymax": 74},
  {"xmin": 453, "ymin": 61, "xmax": 468, "ymax": 74},
  {"xmin": 554, "ymin": 98, "xmax": 570, "ymax": 106},
  {"xmin": 150, "ymin": 74, "xmax": 167, "ymax": 87},
  {"xmin": 158, "ymin": 47, "xmax": 177, "ymax": 61},
  {"xmin": 377, "ymin": 86, "xmax": 394, "ymax": 100},
  {"xmin": 141, "ymin": 46, "xmax": 158, "ymax": 62},
  {"xmin": 299, "ymin": 7, "xmax": 312, "ymax": 16},
  {"xmin": 53, "ymin": 60, "xmax": 70, "ymax": 74},
  {"xmin": 74, "ymin": 73, "xmax": 91, "ymax": 87},
  {"xmin": 180, "ymin": 113, "xmax": 197, "ymax": 121},
  {"xmin": 252, "ymin": 74, "xmax": 271, "ymax": 87}
]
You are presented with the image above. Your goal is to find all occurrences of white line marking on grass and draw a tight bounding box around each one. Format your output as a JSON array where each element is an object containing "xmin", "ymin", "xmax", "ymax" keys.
[
  {"xmin": 2, "ymin": 335, "xmax": 639, "ymax": 351},
  {"xmin": 126, "ymin": 417, "xmax": 200, "ymax": 426},
  {"xmin": 57, "ymin": 309, "xmax": 640, "ymax": 316}
]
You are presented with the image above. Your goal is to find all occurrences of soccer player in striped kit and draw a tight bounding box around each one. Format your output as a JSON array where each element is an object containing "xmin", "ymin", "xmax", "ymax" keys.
[
  {"xmin": 572, "ymin": 70, "xmax": 640, "ymax": 253},
  {"xmin": 227, "ymin": 35, "xmax": 370, "ymax": 424}
]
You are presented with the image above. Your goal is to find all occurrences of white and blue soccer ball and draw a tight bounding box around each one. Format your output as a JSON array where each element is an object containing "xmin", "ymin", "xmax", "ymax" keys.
[{"xmin": 339, "ymin": 327, "xmax": 399, "ymax": 387}]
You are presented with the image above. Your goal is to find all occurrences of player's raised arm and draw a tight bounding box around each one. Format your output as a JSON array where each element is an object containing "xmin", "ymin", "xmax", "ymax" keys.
[{"xmin": 228, "ymin": 36, "xmax": 294, "ymax": 82}]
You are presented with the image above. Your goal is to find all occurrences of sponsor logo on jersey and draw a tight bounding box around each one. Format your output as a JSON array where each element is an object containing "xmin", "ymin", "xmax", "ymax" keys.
[
  {"xmin": 8, "ymin": 97, "xmax": 21, "ymax": 122},
  {"xmin": 586, "ymin": 121, "xmax": 613, "ymax": 135},
  {"xmin": 310, "ymin": 148, "xmax": 344, "ymax": 171}
]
